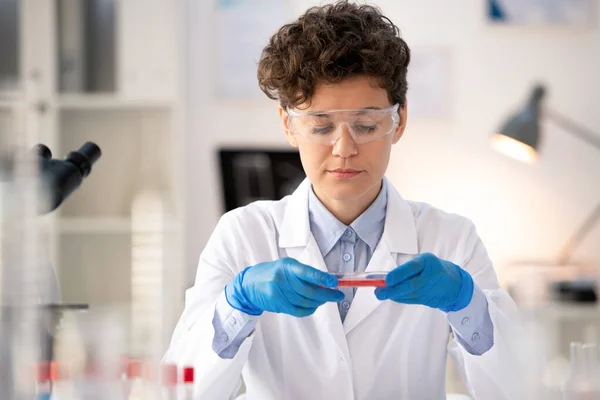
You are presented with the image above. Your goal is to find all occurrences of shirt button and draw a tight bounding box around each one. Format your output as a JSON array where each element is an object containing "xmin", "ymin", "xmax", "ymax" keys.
[
  {"xmin": 228, "ymin": 316, "xmax": 237, "ymax": 326},
  {"xmin": 344, "ymin": 229, "xmax": 351, "ymax": 236},
  {"xmin": 343, "ymin": 253, "xmax": 352, "ymax": 262},
  {"xmin": 472, "ymin": 332, "xmax": 480, "ymax": 342},
  {"xmin": 461, "ymin": 317, "xmax": 470, "ymax": 326},
  {"xmin": 342, "ymin": 301, "xmax": 350, "ymax": 310},
  {"xmin": 221, "ymin": 333, "xmax": 229, "ymax": 342}
]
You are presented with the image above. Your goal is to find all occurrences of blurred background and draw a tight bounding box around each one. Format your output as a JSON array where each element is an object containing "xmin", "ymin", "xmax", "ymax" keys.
[{"xmin": 0, "ymin": 0, "xmax": 599, "ymax": 398}]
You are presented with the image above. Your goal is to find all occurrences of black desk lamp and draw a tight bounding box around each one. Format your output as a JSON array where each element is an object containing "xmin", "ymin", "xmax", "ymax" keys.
[{"xmin": 492, "ymin": 85, "xmax": 600, "ymax": 266}]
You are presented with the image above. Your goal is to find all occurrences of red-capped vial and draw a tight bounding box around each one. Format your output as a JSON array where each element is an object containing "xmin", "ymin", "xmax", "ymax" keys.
[
  {"xmin": 143, "ymin": 362, "xmax": 159, "ymax": 384},
  {"xmin": 140, "ymin": 362, "xmax": 162, "ymax": 399},
  {"xmin": 183, "ymin": 366, "xmax": 194, "ymax": 384},
  {"xmin": 161, "ymin": 364, "xmax": 178, "ymax": 387},
  {"xmin": 49, "ymin": 361, "xmax": 73, "ymax": 398},
  {"xmin": 181, "ymin": 366, "xmax": 195, "ymax": 400},
  {"xmin": 36, "ymin": 361, "xmax": 51, "ymax": 382},
  {"xmin": 127, "ymin": 359, "xmax": 143, "ymax": 379},
  {"xmin": 49, "ymin": 361, "xmax": 65, "ymax": 382},
  {"xmin": 161, "ymin": 364, "xmax": 178, "ymax": 400},
  {"xmin": 35, "ymin": 361, "xmax": 51, "ymax": 398},
  {"xmin": 124, "ymin": 358, "xmax": 143, "ymax": 399}
]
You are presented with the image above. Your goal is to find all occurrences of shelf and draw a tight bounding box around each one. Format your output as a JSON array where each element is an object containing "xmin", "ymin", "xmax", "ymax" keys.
[
  {"xmin": 521, "ymin": 303, "xmax": 600, "ymax": 320},
  {"xmin": 0, "ymin": 91, "xmax": 23, "ymax": 101},
  {"xmin": 57, "ymin": 95, "xmax": 174, "ymax": 110},
  {"xmin": 57, "ymin": 217, "xmax": 133, "ymax": 233},
  {"xmin": 56, "ymin": 217, "xmax": 179, "ymax": 234},
  {"xmin": 0, "ymin": 99, "xmax": 23, "ymax": 110}
]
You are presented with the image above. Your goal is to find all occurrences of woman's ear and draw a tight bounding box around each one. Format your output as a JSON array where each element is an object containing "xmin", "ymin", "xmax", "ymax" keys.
[
  {"xmin": 392, "ymin": 102, "xmax": 408, "ymax": 144},
  {"xmin": 279, "ymin": 106, "xmax": 299, "ymax": 148}
]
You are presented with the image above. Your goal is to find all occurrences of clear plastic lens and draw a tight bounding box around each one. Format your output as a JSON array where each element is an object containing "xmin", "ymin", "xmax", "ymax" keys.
[{"xmin": 287, "ymin": 105, "xmax": 400, "ymax": 145}]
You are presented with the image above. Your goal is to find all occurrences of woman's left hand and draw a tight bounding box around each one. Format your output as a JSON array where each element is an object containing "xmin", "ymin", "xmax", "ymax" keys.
[{"xmin": 375, "ymin": 253, "xmax": 474, "ymax": 312}]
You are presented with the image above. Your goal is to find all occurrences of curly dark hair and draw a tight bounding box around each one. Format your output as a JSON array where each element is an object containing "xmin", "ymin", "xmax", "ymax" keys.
[{"xmin": 257, "ymin": 1, "xmax": 410, "ymax": 109}]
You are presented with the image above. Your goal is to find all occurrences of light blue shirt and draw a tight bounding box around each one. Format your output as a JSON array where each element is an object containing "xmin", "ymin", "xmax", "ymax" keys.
[
  {"xmin": 212, "ymin": 181, "xmax": 494, "ymax": 358},
  {"xmin": 308, "ymin": 178, "xmax": 387, "ymax": 322}
]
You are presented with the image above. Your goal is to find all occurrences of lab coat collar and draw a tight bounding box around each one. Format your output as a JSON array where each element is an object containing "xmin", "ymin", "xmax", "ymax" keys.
[
  {"xmin": 279, "ymin": 177, "xmax": 418, "ymax": 256},
  {"xmin": 279, "ymin": 177, "xmax": 419, "ymax": 343},
  {"xmin": 308, "ymin": 179, "xmax": 387, "ymax": 257}
]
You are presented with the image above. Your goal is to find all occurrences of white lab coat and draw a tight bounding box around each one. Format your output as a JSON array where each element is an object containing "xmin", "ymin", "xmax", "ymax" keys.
[{"xmin": 164, "ymin": 178, "xmax": 524, "ymax": 400}]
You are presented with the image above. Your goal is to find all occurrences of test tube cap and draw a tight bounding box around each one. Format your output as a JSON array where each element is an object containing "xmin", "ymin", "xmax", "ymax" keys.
[
  {"xmin": 143, "ymin": 362, "xmax": 159, "ymax": 383},
  {"xmin": 183, "ymin": 366, "xmax": 194, "ymax": 383},
  {"xmin": 126, "ymin": 359, "xmax": 142, "ymax": 379},
  {"xmin": 161, "ymin": 364, "xmax": 178, "ymax": 386},
  {"xmin": 36, "ymin": 361, "xmax": 51, "ymax": 382},
  {"xmin": 50, "ymin": 361, "xmax": 69, "ymax": 381}
]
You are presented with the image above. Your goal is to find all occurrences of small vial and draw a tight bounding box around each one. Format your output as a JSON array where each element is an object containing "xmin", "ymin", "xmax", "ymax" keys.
[
  {"xmin": 50, "ymin": 361, "xmax": 74, "ymax": 400},
  {"xmin": 562, "ymin": 342, "xmax": 600, "ymax": 399},
  {"xmin": 180, "ymin": 366, "xmax": 194, "ymax": 400},
  {"xmin": 141, "ymin": 362, "xmax": 162, "ymax": 399},
  {"xmin": 160, "ymin": 364, "xmax": 178, "ymax": 400},
  {"xmin": 126, "ymin": 359, "xmax": 144, "ymax": 400},
  {"xmin": 34, "ymin": 362, "xmax": 52, "ymax": 400}
]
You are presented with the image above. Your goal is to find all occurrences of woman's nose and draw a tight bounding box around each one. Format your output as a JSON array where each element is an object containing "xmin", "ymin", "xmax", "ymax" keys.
[{"xmin": 331, "ymin": 125, "xmax": 358, "ymax": 158}]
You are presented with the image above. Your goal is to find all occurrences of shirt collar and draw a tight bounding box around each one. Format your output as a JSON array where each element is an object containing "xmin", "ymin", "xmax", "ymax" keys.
[
  {"xmin": 350, "ymin": 179, "xmax": 387, "ymax": 251},
  {"xmin": 308, "ymin": 179, "xmax": 388, "ymax": 257}
]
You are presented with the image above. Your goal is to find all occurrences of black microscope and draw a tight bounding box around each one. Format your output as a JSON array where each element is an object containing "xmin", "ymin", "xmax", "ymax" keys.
[{"xmin": 0, "ymin": 142, "xmax": 102, "ymax": 398}]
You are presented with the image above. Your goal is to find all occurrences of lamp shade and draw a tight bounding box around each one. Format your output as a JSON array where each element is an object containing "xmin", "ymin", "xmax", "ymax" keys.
[{"xmin": 491, "ymin": 85, "xmax": 546, "ymax": 163}]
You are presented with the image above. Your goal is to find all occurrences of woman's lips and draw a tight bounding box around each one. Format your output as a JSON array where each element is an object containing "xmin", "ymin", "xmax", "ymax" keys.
[{"xmin": 328, "ymin": 169, "xmax": 362, "ymax": 179}]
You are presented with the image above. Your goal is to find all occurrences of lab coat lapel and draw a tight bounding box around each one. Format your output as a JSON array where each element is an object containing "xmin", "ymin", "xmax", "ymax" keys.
[
  {"xmin": 279, "ymin": 179, "xmax": 320, "ymax": 266},
  {"xmin": 279, "ymin": 179, "xmax": 351, "ymax": 360},
  {"xmin": 343, "ymin": 178, "xmax": 419, "ymax": 335},
  {"xmin": 342, "ymin": 241, "xmax": 397, "ymax": 335},
  {"xmin": 286, "ymin": 241, "xmax": 352, "ymax": 362}
]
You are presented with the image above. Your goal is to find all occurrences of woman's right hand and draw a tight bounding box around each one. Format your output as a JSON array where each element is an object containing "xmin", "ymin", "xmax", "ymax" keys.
[{"xmin": 225, "ymin": 257, "xmax": 344, "ymax": 317}]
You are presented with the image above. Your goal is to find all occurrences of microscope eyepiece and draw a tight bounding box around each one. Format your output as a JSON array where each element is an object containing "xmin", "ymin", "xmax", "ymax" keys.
[
  {"xmin": 66, "ymin": 142, "xmax": 102, "ymax": 178},
  {"xmin": 34, "ymin": 141, "xmax": 102, "ymax": 213}
]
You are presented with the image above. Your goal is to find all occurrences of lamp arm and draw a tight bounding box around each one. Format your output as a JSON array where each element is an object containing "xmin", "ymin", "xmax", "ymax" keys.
[
  {"xmin": 546, "ymin": 108, "xmax": 600, "ymax": 264},
  {"xmin": 557, "ymin": 202, "xmax": 600, "ymax": 265},
  {"xmin": 546, "ymin": 109, "xmax": 600, "ymax": 152}
]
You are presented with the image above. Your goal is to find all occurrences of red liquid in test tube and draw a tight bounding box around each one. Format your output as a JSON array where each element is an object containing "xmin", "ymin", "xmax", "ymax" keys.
[{"xmin": 337, "ymin": 278, "xmax": 386, "ymax": 287}]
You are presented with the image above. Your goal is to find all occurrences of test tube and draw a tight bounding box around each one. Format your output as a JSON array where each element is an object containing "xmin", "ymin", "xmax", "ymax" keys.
[
  {"xmin": 333, "ymin": 272, "xmax": 387, "ymax": 287},
  {"xmin": 563, "ymin": 342, "xmax": 600, "ymax": 399},
  {"xmin": 142, "ymin": 361, "xmax": 162, "ymax": 399},
  {"xmin": 50, "ymin": 361, "xmax": 74, "ymax": 399},
  {"xmin": 124, "ymin": 359, "xmax": 142, "ymax": 399},
  {"xmin": 582, "ymin": 343, "xmax": 600, "ymax": 389},
  {"xmin": 180, "ymin": 366, "xmax": 194, "ymax": 400},
  {"xmin": 161, "ymin": 364, "xmax": 178, "ymax": 400},
  {"xmin": 34, "ymin": 361, "xmax": 51, "ymax": 400}
]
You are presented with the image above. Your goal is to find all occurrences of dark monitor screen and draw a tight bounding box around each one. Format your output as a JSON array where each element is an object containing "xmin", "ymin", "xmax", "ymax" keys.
[{"xmin": 218, "ymin": 148, "xmax": 306, "ymax": 212}]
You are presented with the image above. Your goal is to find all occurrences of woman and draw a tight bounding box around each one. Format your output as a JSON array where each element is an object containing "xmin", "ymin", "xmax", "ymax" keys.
[{"xmin": 164, "ymin": 2, "xmax": 523, "ymax": 399}]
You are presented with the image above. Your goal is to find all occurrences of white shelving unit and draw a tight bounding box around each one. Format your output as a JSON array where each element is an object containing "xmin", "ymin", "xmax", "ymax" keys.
[
  {"xmin": 58, "ymin": 217, "xmax": 133, "ymax": 234},
  {"xmin": 57, "ymin": 94, "xmax": 175, "ymax": 110},
  {"xmin": 1, "ymin": 0, "xmax": 186, "ymax": 355}
]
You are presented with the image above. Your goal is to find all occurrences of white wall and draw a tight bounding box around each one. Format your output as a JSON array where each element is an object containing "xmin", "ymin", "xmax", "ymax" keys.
[{"xmin": 186, "ymin": 0, "xmax": 600, "ymax": 285}]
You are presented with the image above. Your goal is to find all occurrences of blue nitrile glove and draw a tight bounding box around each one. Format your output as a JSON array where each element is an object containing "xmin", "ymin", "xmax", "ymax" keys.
[
  {"xmin": 225, "ymin": 257, "xmax": 345, "ymax": 317},
  {"xmin": 374, "ymin": 253, "xmax": 474, "ymax": 312}
]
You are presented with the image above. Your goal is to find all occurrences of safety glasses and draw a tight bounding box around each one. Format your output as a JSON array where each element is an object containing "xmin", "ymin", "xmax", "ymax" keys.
[{"xmin": 286, "ymin": 104, "xmax": 400, "ymax": 145}]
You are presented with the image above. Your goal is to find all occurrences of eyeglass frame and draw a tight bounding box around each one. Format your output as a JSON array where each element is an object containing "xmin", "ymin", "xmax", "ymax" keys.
[{"xmin": 284, "ymin": 103, "xmax": 402, "ymax": 145}]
